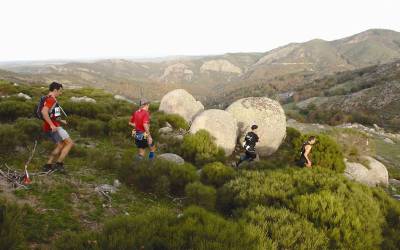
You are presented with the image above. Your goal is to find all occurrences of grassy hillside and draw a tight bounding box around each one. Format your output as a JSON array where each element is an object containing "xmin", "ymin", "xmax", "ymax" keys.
[{"xmin": 1, "ymin": 80, "xmax": 399, "ymax": 249}]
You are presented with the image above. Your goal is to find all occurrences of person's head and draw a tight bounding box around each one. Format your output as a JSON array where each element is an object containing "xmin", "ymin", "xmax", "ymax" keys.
[
  {"xmin": 49, "ymin": 81, "xmax": 63, "ymax": 97},
  {"xmin": 139, "ymin": 98, "xmax": 150, "ymax": 110},
  {"xmin": 251, "ymin": 124, "xmax": 258, "ymax": 131},
  {"xmin": 308, "ymin": 136, "xmax": 317, "ymax": 145}
]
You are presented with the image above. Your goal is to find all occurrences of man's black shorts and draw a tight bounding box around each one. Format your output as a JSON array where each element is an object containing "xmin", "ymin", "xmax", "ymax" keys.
[{"xmin": 134, "ymin": 132, "xmax": 154, "ymax": 149}]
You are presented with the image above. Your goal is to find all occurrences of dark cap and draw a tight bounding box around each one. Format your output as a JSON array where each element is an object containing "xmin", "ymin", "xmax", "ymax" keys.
[{"xmin": 139, "ymin": 98, "xmax": 150, "ymax": 106}]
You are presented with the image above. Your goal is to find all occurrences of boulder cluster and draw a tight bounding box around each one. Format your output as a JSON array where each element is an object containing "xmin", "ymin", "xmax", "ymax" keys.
[{"xmin": 159, "ymin": 89, "xmax": 287, "ymax": 156}]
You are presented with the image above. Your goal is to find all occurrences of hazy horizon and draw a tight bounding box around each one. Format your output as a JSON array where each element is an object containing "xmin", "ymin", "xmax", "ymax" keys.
[{"xmin": 1, "ymin": 0, "xmax": 399, "ymax": 62}]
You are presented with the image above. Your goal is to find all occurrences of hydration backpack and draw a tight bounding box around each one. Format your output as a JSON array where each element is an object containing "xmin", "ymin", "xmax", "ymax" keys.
[{"xmin": 34, "ymin": 96, "xmax": 60, "ymax": 120}]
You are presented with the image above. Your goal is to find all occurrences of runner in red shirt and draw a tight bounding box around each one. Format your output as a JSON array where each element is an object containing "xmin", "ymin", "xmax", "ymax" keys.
[
  {"xmin": 41, "ymin": 82, "xmax": 74, "ymax": 173},
  {"xmin": 129, "ymin": 98, "xmax": 156, "ymax": 160}
]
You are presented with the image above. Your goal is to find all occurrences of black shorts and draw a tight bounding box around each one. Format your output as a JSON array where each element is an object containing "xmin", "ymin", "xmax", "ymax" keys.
[
  {"xmin": 296, "ymin": 156, "xmax": 307, "ymax": 167},
  {"xmin": 134, "ymin": 132, "xmax": 154, "ymax": 149},
  {"xmin": 245, "ymin": 151, "xmax": 257, "ymax": 161}
]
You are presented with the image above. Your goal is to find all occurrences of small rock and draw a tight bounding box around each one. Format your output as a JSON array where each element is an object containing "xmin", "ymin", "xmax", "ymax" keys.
[
  {"xmin": 113, "ymin": 179, "xmax": 121, "ymax": 188},
  {"xmin": 70, "ymin": 96, "xmax": 96, "ymax": 103},
  {"xmin": 173, "ymin": 134, "xmax": 184, "ymax": 141},
  {"xmin": 17, "ymin": 92, "xmax": 32, "ymax": 100},
  {"xmin": 393, "ymin": 195, "xmax": 400, "ymax": 201},
  {"xmin": 159, "ymin": 127, "xmax": 173, "ymax": 134},
  {"xmin": 114, "ymin": 95, "xmax": 133, "ymax": 103},
  {"xmin": 384, "ymin": 138, "xmax": 395, "ymax": 144},
  {"xmin": 390, "ymin": 179, "xmax": 400, "ymax": 186},
  {"xmin": 95, "ymin": 184, "xmax": 117, "ymax": 194}
]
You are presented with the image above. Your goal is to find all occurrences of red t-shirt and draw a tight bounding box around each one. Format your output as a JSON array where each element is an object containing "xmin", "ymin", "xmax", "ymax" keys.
[
  {"xmin": 130, "ymin": 109, "xmax": 150, "ymax": 133},
  {"xmin": 42, "ymin": 96, "xmax": 61, "ymax": 132}
]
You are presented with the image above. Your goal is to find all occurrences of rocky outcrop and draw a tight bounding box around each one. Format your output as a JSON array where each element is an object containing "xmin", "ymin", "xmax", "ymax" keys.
[
  {"xmin": 200, "ymin": 60, "xmax": 242, "ymax": 74},
  {"xmin": 70, "ymin": 96, "xmax": 96, "ymax": 103},
  {"xmin": 344, "ymin": 156, "xmax": 389, "ymax": 187},
  {"xmin": 226, "ymin": 97, "xmax": 286, "ymax": 156},
  {"xmin": 158, "ymin": 153, "xmax": 185, "ymax": 165},
  {"xmin": 161, "ymin": 63, "xmax": 194, "ymax": 82},
  {"xmin": 190, "ymin": 109, "xmax": 238, "ymax": 156},
  {"xmin": 159, "ymin": 89, "xmax": 204, "ymax": 123}
]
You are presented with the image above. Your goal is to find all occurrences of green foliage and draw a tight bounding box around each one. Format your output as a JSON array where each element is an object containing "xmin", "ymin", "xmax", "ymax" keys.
[
  {"xmin": 185, "ymin": 182, "xmax": 217, "ymax": 210},
  {"xmin": 107, "ymin": 116, "xmax": 130, "ymax": 136},
  {"xmin": 15, "ymin": 118, "xmax": 42, "ymax": 142},
  {"xmin": 297, "ymin": 133, "xmax": 345, "ymax": 172},
  {"xmin": 181, "ymin": 129, "xmax": 226, "ymax": 165},
  {"xmin": 244, "ymin": 206, "xmax": 329, "ymax": 250},
  {"xmin": 54, "ymin": 231, "xmax": 99, "ymax": 250},
  {"xmin": 158, "ymin": 112, "xmax": 189, "ymax": 130},
  {"xmin": 119, "ymin": 159, "xmax": 199, "ymax": 196},
  {"xmin": 63, "ymin": 101, "xmax": 105, "ymax": 119},
  {"xmin": 0, "ymin": 124, "xmax": 19, "ymax": 152},
  {"xmin": 0, "ymin": 200, "xmax": 26, "ymax": 250},
  {"xmin": 200, "ymin": 162, "xmax": 236, "ymax": 188},
  {"xmin": 219, "ymin": 167, "xmax": 393, "ymax": 249},
  {"xmin": 78, "ymin": 120, "xmax": 106, "ymax": 137},
  {"xmin": 57, "ymin": 206, "xmax": 271, "ymax": 250},
  {"xmin": 0, "ymin": 100, "xmax": 33, "ymax": 122},
  {"xmin": 88, "ymin": 149, "xmax": 121, "ymax": 171}
]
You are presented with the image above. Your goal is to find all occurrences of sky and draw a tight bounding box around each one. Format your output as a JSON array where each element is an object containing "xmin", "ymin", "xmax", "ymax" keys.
[{"xmin": 0, "ymin": 0, "xmax": 399, "ymax": 61}]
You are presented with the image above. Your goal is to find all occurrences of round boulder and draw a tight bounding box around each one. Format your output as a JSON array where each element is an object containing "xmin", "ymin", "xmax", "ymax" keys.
[
  {"xmin": 158, "ymin": 153, "xmax": 185, "ymax": 165},
  {"xmin": 189, "ymin": 109, "xmax": 238, "ymax": 156},
  {"xmin": 226, "ymin": 97, "xmax": 286, "ymax": 156},
  {"xmin": 159, "ymin": 89, "xmax": 204, "ymax": 123},
  {"xmin": 344, "ymin": 156, "xmax": 389, "ymax": 187}
]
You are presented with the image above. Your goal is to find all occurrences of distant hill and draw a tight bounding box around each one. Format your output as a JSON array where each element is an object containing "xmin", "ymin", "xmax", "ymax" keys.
[{"xmin": 1, "ymin": 29, "xmax": 400, "ymax": 101}]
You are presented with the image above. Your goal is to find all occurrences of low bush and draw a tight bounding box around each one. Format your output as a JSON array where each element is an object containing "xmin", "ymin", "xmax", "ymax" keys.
[
  {"xmin": 0, "ymin": 100, "xmax": 33, "ymax": 122},
  {"xmin": 0, "ymin": 199, "xmax": 27, "ymax": 250},
  {"xmin": 218, "ymin": 167, "xmax": 398, "ymax": 249},
  {"xmin": 185, "ymin": 182, "xmax": 217, "ymax": 210},
  {"xmin": 15, "ymin": 118, "xmax": 43, "ymax": 142},
  {"xmin": 296, "ymin": 133, "xmax": 345, "ymax": 172},
  {"xmin": 181, "ymin": 129, "xmax": 225, "ymax": 166},
  {"xmin": 0, "ymin": 124, "xmax": 19, "ymax": 153},
  {"xmin": 200, "ymin": 162, "xmax": 236, "ymax": 188},
  {"xmin": 244, "ymin": 206, "xmax": 329, "ymax": 250},
  {"xmin": 55, "ymin": 206, "xmax": 272, "ymax": 250},
  {"xmin": 119, "ymin": 159, "xmax": 198, "ymax": 196},
  {"xmin": 63, "ymin": 101, "xmax": 105, "ymax": 119},
  {"xmin": 78, "ymin": 120, "xmax": 106, "ymax": 137},
  {"xmin": 107, "ymin": 116, "xmax": 130, "ymax": 136}
]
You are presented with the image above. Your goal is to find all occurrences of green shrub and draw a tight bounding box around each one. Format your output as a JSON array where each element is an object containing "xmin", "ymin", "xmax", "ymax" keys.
[
  {"xmin": 0, "ymin": 200, "xmax": 26, "ymax": 250},
  {"xmin": 181, "ymin": 129, "xmax": 226, "ymax": 165},
  {"xmin": 185, "ymin": 182, "xmax": 217, "ymax": 210},
  {"xmin": 201, "ymin": 162, "xmax": 236, "ymax": 188},
  {"xmin": 0, "ymin": 124, "xmax": 19, "ymax": 153},
  {"xmin": 0, "ymin": 100, "xmax": 33, "ymax": 122},
  {"xmin": 15, "ymin": 118, "xmax": 42, "ymax": 142},
  {"xmin": 119, "ymin": 159, "xmax": 198, "ymax": 196},
  {"xmin": 108, "ymin": 116, "xmax": 130, "ymax": 136},
  {"xmin": 244, "ymin": 206, "xmax": 328, "ymax": 250},
  {"xmin": 158, "ymin": 113, "xmax": 189, "ymax": 130},
  {"xmin": 89, "ymin": 149, "xmax": 121, "ymax": 171},
  {"xmin": 54, "ymin": 231, "xmax": 99, "ymax": 250},
  {"xmin": 218, "ymin": 168, "xmax": 392, "ymax": 249},
  {"xmin": 78, "ymin": 120, "xmax": 106, "ymax": 137},
  {"xmin": 296, "ymin": 133, "xmax": 345, "ymax": 172},
  {"xmin": 63, "ymin": 101, "xmax": 104, "ymax": 119},
  {"xmin": 81, "ymin": 206, "xmax": 272, "ymax": 250}
]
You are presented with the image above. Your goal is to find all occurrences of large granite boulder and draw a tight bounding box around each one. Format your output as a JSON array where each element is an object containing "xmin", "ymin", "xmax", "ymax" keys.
[
  {"xmin": 159, "ymin": 89, "xmax": 204, "ymax": 123},
  {"xmin": 226, "ymin": 97, "xmax": 286, "ymax": 156},
  {"xmin": 158, "ymin": 153, "xmax": 185, "ymax": 165},
  {"xmin": 344, "ymin": 156, "xmax": 389, "ymax": 187},
  {"xmin": 189, "ymin": 109, "xmax": 238, "ymax": 156}
]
